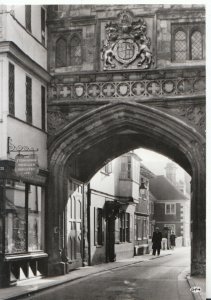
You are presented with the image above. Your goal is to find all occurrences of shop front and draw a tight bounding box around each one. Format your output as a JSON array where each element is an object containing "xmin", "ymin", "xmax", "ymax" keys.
[{"xmin": 0, "ymin": 160, "xmax": 48, "ymax": 287}]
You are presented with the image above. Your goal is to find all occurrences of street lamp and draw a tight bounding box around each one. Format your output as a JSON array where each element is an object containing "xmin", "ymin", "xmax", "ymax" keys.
[{"xmin": 139, "ymin": 178, "xmax": 147, "ymax": 195}]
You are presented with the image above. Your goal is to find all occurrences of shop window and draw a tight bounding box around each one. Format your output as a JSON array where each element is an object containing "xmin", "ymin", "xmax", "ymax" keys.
[
  {"xmin": 135, "ymin": 216, "xmax": 148, "ymax": 240},
  {"xmin": 25, "ymin": 5, "xmax": 31, "ymax": 32},
  {"xmin": 0, "ymin": 181, "xmax": 4, "ymax": 253},
  {"xmin": 136, "ymin": 216, "xmax": 142, "ymax": 240},
  {"xmin": 3, "ymin": 181, "xmax": 44, "ymax": 254},
  {"xmin": 94, "ymin": 208, "xmax": 103, "ymax": 246},
  {"xmin": 26, "ymin": 76, "xmax": 32, "ymax": 124},
  {"xmin": 8, "ymin": 63, "xmax": 15, "ymax": 116},
  {"xmin": 69, "ymin": 35, "xmax": 82, "ymax": 65},
  {"xmin": 172, "ymin": 23, "xmax": 205, "ymax": 62},
  {"xmin": 28, "ymin": 186, "xmax": 43, "ymax": 251},
  {"xmin": 41, "ymin": 86, "xmax": 46, "ymax": 131},
  {"xmin": 56, "ymin": 38, "xmax": 67, "ymax": 67},
  {"xmin": 142, "ymin": 218, "xmax": 147, "ymax": 239},
  {"xmin": 165, "ymin": 203, "xmax": 176, "ymax": 215},
  {"xmin": 119, "ymin": 212, "xmax": 130, "ymax": 242}
]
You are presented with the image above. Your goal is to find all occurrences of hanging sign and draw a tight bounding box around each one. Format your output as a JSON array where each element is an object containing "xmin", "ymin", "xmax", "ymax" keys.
[{"xmin": 15, "ymin": 154, "xmax": 39, "ymax": 178}]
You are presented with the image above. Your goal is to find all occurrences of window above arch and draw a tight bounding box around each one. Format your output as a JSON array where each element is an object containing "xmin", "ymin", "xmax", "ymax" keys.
[
  {"xmin": 172, "ymin": 23, "xmax": 205, "ymax": 62},
  {"xmin": 69, "ymin": 35, "xmax": 82, "ymax": 66},
  {"xmin": 191, "ymin": 31, "xmax": 203, "ymax": 60},
  {"xmin": 55, "ymin": 38, "xmax": 67, "ymax": 68},
  {"xmin": 174, "ymin": 30, "xmax": 187, "ymax": 61}
]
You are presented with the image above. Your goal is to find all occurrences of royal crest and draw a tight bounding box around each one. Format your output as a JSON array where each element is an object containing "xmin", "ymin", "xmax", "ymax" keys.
[{"xmin": 101, "ymin": 11, "xmax": 154, "ymax": 70}]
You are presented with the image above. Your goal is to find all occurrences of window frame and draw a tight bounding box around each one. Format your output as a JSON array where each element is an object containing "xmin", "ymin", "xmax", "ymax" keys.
[
  {"xmin": 8, "ymin": 62, "xmax": 15, "ymax": 116},
  {"xmin": 165, "ymin": 203, "xmax": 176, "ymax": 215},
  {"xmin": 41, "ymin": 86, "xmax": 46, "ymax": 131},
  {"xmin": 41, "ymin": 7, "xmax": 46, "ymax": 46},
  {"xmin": 119, "ymin": 212, "xmax": 130, "ymax": 243},
  {"xmin": 171, "ymin": 22, "xmax": 205, "ymax": 62},
  {"xmin": 94, "ymin": 208, "xmax": 103, "ymax": 246},
  {"xmin": 101, "ymin": 162, "xmax": 112, "ymax": 175},
  {"xmin": 25, "ymin": 5, "xmax": 31, "ymax": 33},
  {"xmin": 190, "ymin": 27, "xmax": 204, "ymax": 60},
  {"xmin": 69, "ymin": 34, "xmax": 82, "ymax": 66},
  {"xmin": 55, "ymin": 37, "xmax": 67, "ymax": 68},
  {"xmin": 173, "ymin": 28, "xmax": 188, "ymax": 62},
  {"xmin": 2, "ymin": 181, "xmax": 45, "ymax": 255},
  {"xmin": 26, "ymin": 75, "xmax": 32, "ymax": 124}
]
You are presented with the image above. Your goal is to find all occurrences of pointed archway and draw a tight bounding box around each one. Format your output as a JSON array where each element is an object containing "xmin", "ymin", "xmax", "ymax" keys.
[{"xmin": 47, "ymin": 101, "xmax": 205, "ymax": 276}]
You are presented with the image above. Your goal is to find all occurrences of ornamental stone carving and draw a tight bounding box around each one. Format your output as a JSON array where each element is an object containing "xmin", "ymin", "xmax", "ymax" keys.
[
  {"xmin": 48, "ymin": 111, "xmax": 69, "ymax": 134},
  {"xmin": 173, "ymin": 105, "xmax": 205, "ymax": 135},
  {"xmin": 101, "ymin": 11, "xmax": 154, "ymax": 70}
]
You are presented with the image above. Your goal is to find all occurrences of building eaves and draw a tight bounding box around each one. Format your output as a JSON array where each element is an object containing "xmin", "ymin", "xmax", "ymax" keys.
[
  {"xmin": 149, "ymin": 175, "xmax": 188, "ymax": 200},
  {"xmin": 0, "ymin": 41, "xmax": 51, "ymax": 83}
]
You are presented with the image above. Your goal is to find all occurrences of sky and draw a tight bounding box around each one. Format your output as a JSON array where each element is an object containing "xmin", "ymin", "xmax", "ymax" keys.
[{"xmin": 134, "ymin": 148, "xmax": 188, "ymax": 182}]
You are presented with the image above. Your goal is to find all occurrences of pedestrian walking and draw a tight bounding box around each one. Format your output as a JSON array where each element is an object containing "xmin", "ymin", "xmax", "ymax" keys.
[
  {"xmin": 162, "ymin": 237, "xmax": 167, "ymax": 250},
  {"xmin": 170, "ymin": 232, "xmax": 176, "ymax": 249},
  {"xmin": 152, "ymin": 227, "xmax": 162, "ymax": 256}
]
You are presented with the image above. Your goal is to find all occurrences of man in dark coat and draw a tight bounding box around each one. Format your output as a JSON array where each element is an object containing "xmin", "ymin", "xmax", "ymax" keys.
[
  {"xmin": 152, "ymin": 227, "xmax": 162, "ymax": 255},
  {"xmin": 170, "ymin": 232, "xmax": 176, "ymax": 250}
]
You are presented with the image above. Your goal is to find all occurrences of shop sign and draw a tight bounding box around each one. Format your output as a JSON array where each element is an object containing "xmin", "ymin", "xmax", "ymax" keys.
[{"xmin": 15, "ymin": 154, "xmax": 39, "ymax": 178}]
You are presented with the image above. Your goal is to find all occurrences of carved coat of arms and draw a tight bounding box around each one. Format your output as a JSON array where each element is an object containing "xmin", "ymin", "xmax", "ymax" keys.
[{"xmin": 101, "ymin": 11, "xmax": 154, "ymax": 70}]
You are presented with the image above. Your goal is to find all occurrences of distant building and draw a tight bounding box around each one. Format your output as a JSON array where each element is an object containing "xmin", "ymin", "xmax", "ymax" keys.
[
  {"xmin": 88, "ymin": 157, "xmax": 135, "ymax": 265},
  {"xmin": 88, "ymin": 151, "xmax": 155, "ymax": 265},
  {"xmin": 149, "ymin": 175, "xmax": 190, "ymax": 247},
  {"xmin": 134, "ymin": 162, "xmax": 154, "ymax": 255}
]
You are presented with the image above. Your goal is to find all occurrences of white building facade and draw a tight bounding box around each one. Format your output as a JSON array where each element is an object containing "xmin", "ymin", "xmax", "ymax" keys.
[{"xmin": 0, "ymin": 5, "xmax": 50, "ymax": 287}]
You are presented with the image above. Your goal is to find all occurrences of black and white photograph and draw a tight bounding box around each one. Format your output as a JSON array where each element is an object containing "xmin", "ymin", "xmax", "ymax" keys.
[{"xmin": 0, "ymin": 2, "xmax": 208, "ymax": 299}]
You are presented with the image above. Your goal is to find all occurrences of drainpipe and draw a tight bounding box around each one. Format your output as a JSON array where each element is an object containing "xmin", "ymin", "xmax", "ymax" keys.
[
  {"xmin": 87, "ymin": 183, "xmax": 91, "ymax": 266},
  {"xmin": 82, "ymin": 182, "xmax": 91, "ymax": 266}
]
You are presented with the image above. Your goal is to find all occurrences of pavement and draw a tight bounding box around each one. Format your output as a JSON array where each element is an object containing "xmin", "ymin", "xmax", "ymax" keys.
[
  {"xmin": 186, "ymin": 275, "xmax": 206, "ymax": 300},
  {"xmin": 0, "ymin": 249, "xmax": 206, "ymax": 300}
]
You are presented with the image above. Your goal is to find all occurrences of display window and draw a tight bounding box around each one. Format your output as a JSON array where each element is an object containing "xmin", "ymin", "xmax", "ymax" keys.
[{"xmin": 1, "ymin": 180, "xmax": 45, "ymax": 254}]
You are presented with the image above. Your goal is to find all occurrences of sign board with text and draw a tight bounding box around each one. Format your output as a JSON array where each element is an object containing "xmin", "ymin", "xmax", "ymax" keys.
[{"xmin": 15, "ymin": 154, "xmax": 39, "ymax": 178}]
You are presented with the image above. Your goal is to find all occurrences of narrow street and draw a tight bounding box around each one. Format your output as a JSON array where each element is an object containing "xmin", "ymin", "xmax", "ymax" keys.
[{"xmin": 20, "ymin": 247, "xmax": 193, "ymax": 300}]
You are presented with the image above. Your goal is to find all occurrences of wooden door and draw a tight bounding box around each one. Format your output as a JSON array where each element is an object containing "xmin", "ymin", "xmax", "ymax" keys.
[{"xmin": 66, "ymin": 180, "xmax": 82, "ymax": 270}]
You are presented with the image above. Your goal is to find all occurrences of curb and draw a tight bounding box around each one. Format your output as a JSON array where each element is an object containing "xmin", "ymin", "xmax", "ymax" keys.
[
  {"xmin": 0, "ymin": 253, "xmax": 172, "ymax": 300},
  {"xmin": 186, "ymin": 275, "xmax": 203, "ymax": 300}
]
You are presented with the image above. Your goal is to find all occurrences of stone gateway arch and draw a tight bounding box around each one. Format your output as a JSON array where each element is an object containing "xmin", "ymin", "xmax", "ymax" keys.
[
  {"xmin": 46, "ymin": 4, "xmax": 205, "ymax": 278},
  {"xmin": 47, "ymin": 101, "xmax": 205, "ymax": 276}
]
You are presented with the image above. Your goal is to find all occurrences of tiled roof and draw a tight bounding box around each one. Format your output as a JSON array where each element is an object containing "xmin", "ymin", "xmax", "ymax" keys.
[{"xmin": 149, "ymin": 175, "xmax": 187, "ymax": 200}]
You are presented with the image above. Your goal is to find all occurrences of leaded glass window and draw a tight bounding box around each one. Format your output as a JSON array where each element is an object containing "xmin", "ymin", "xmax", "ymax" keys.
[
  {"xmin": 56, "ymin": 38, "xmax": 67, "ymax": 67},
  {"xmin": 172, "ymin": 23, "xmax": 205, "ymax": 62},
  {"xmin": 174, "ymin": 30, "xmax": 187, "ymax": 61},
  {"xmin": 191, "ymin": 31, "xmax": 203, "ymax": 60},
  {"xmin": 9, "ymin": 63, "xmax": 15, "ymax": 116},
  {"xmin": 70, "ymin": 36, "xmax": 82, "ymax": 65}
]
